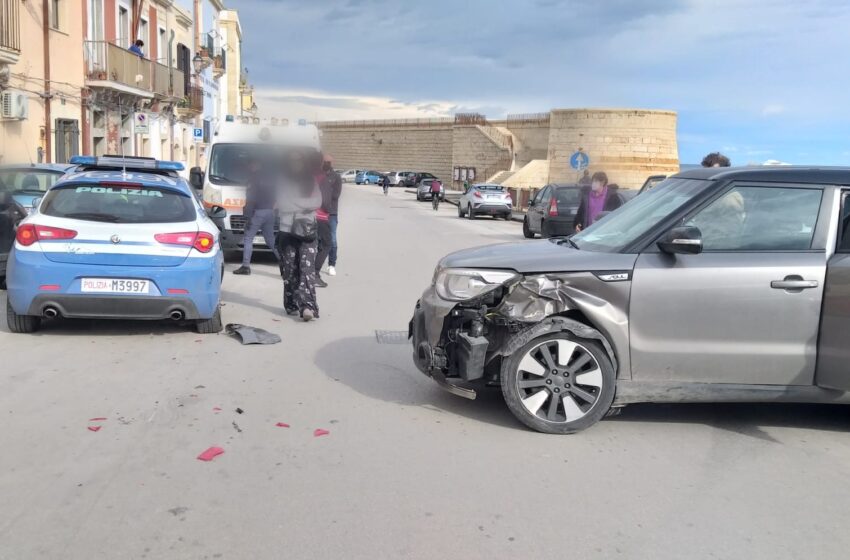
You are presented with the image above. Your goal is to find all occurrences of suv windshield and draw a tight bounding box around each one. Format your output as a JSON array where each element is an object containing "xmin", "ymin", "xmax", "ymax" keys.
[
  {"xmin": 572, "ymin": 178, "xmax": 712, "ymax": 252},
  {"xmin": 41, "ymin": 184, "xmax": 196, "ymax": 223}
]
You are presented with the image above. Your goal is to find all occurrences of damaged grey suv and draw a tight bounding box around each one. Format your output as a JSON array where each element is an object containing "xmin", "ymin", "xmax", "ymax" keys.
[{"xmin": 410, "ymin": 166, "xmax": 850, "ymax": 434}]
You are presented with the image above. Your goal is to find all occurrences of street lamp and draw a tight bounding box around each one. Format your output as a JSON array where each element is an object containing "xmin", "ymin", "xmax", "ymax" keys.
[{"xmin": 192, "ymin": 53, "xmax": 203, "ymax": 75}]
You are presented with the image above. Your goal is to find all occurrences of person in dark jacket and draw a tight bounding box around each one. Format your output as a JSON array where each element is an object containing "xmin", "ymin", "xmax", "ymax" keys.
[
  {"xmin": 319, "ymin": 156, "xmax": 342, "ymax": 276},
  {"xmin": 574, "ymin": 171, "xmax": 623, "ymax": 232},
  {"xmin": 233, "ymin": 156, "xmax": 281, "ymax": 275}
]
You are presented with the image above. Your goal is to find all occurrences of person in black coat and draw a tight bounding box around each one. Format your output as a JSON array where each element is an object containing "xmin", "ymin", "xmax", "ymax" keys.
[{"xmin": 573, "ymin": 172, "xmax": 624, "ymax": 232}]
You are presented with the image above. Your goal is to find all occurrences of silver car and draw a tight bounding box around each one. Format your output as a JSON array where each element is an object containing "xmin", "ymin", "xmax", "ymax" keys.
[
  {"xmin": 387, "ymin": 171, "xmax": 413, "ymax": 186},
  {"xmin": 457, "ymin": 183, "xmax": 512, "ymax": 220},
  {"xmin": 410, "ymin": 166, "xmax": 850, "ymax": 433}
]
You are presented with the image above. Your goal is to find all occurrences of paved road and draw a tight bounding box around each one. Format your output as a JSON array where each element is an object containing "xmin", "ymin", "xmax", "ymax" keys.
[{"xmin": 2, "ymin": 185, "xmax": 850, "ymax": 559}]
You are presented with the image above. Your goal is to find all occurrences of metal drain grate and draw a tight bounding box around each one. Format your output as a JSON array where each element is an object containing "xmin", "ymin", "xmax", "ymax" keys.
[{"xmin": 375, "ymin": 330, "xmax": 409, "ymax": 344}]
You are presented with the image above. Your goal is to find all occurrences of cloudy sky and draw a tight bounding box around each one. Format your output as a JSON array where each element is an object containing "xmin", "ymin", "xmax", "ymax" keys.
[{"xmin": 230, "ymin": 0, "xmax": 850, "ymax": 164}]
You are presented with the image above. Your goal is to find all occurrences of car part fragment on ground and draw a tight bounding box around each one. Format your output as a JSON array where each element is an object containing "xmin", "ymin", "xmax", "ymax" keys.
[
  {"xmin": 197, "ymin": 447, "xmax": 225, "ymax": 462},
  {"xmin": 275, "ymin": 422, "xmax": 290, "ymax": 428},
  {"xmin": 313, "ymin": 429, "xmax": 330, "ymax": 437},
  {"xmin": 87, "ymin": 426, "xmax": 101, "ymax": 432},
  {"xmin": 225, "ymin": 323, "xmax": 282, "ymax": 345}
]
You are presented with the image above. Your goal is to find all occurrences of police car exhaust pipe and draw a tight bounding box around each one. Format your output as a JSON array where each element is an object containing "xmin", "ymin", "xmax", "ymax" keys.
[
  {"xmin": 43, "ymin": 307, "xmax": 59, "ymax": 319},
  {"xmin": 169, "ymin": 310, "xmax": 184, "ymax": 321}
]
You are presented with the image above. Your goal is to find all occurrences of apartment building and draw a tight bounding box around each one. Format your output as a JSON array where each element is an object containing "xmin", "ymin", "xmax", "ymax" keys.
[
  {"xmin": 0, "ymin": 1, "xmax": 250, "ymax": 171},
  {"xmin": 0, "ymin": 0, "xmax": 86, "ymax": 164}
]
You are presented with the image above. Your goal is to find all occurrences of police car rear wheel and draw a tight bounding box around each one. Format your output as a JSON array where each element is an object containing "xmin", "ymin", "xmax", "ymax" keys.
[
  {"xmin": 6, "ymin": 300, "xmax": 40, "ymax": 334},
  {"xmin": 195, "ymin": 306, "xmax": 223, "ymax": 334}
]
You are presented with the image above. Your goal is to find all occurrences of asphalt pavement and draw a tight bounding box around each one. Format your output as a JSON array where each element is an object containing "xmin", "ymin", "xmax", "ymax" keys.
[{"xmin": 2, "ymin": 184, "xmax": 850, "ymax": 559}]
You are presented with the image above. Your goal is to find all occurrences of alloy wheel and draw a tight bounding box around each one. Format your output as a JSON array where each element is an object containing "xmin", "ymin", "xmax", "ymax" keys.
[{"xmin": 515, "ymin": 338, "xmax": 602, "ymax": 423}]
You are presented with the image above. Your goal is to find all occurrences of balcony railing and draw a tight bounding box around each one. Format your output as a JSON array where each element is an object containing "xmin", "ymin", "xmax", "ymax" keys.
[
  {"xmin": 153, "ymin": 61, "xmax": 185, "ymax": 99},
  {"xmin": 84, "ymin": 41, "xmax": 152, "ymax": 92},
  {"xmin": 0, "ymin": 0, "xmax": 21, "ymax": 62},
  {"xmin": 176, "ymin": 85, "xmax": 204, "ymax": 115}
]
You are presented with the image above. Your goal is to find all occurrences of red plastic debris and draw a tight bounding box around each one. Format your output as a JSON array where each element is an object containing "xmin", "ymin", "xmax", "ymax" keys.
[
  {"xmin": 197, "ymin": 447, "xmax": 224, "ymax": 462},
  {"xmin": 313, "ymin": 428, "xmax": 330, "ymax": 437},
  {"xmin": 89, "ymin": 417, "xmax": 107, "ymax": 422},
  {"xmin": 212, "ymin": 407, "xmax": 222, "ymax": 412},
  {"xmin": 275, "ymin": 422, "xmax": 290, "ymax": 428},
  {"xmin": 87, "ymin": 426, "xmax": 102, "ymax": 432}
]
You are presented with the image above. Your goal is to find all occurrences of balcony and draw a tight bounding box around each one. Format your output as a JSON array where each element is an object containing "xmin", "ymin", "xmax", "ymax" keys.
[
  {"xmin": 212, "ymin": 50, "xmax": 226, "ymax": 79},
  {"xmin": 175, "ymin": 85, "xmax": 204, "ymax": 120},
  {"xmin": 84, "ymin": 41, "xmax": 153, "ymax": 98},
  {"xmin": 152, "ymin": 61, "xmax": 185, "ymax": 100},
  {"xmin": 0, "ymin": 0, "xmax": 21, "ymax": 66}
]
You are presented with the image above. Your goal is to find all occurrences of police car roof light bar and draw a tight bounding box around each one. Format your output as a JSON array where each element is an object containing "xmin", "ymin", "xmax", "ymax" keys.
[{"xmin": 69, "ymin": 156, "xmax": 185, "ymax": 172}]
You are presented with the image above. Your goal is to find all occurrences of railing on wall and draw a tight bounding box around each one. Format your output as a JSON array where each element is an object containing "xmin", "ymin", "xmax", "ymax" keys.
[
  {"xmin": 0, "ymin": 0, "xmax": 21, "ymax": 54},
  {"xmin": 506, "ymin": 112, "xmax": 551, "ymax": 126},
  {"xmin": 152, "ymin": 62, "xmax": 185, "ymax": 99},
  {"xmin": 318, "ymin": 118, "xmax": 454, "ymax": 128},
  {"xmin": 178, "ymin": 85, "xmax": 204, "ymax": 113},
  {"xmin": 84, "ymin": 41, "xmax": 152, "ymax": 92}
]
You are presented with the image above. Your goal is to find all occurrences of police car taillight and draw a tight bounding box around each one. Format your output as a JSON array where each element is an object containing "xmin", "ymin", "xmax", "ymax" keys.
[
  {"xmin": 155, "ymin": 231, "xmax": 215, "ymax": 253},
  {"xmin": 16, "ymin": 224, "xmax": 78, "ymax": 246}
]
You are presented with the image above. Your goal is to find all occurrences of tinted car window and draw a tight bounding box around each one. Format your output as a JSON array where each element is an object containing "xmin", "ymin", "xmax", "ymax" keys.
[
  {"xmin": 686, "ymin": 186, "xmax": 822, "ymax": 251},
  {"xmin": 0, "ymin": 170, "xmax": 64, "ymax": 193},
  {"xmin": 554, "ymin": 188, "xmax": 581, "ymax": 205},
  {"xmin": 41, "ymin": 184, "xmax": 196, "ymax": 223}
]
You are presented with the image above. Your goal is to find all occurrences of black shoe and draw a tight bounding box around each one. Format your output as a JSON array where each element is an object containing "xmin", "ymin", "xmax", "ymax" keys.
[
  {"xmin": 315, "ymin": 276, "xmax": 328, "ymax": 288},
  {"xmin": 233, "ymin": 266, "xmax": 251, "ymax": 275}
]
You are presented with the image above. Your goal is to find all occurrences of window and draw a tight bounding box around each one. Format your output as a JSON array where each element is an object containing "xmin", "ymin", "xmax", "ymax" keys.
[
  {"xmin": 158, "ymin": 27, "xmax": 167, "ymax": 63},
  {"xmin": 118, "ymin": 5, "xmax": 130, "ymax": 45},
  {"xmin": 685, "ymin": 186, "xmax": 822, "ymax": 252},
  {"xmin": 50, "ymin": 0, "xmax": 62, "ymax": 30},
  {"xmin": 554, "ymin": 187, "xmax": 581, "ymax": 205},
  {"xmin": 41, "ymin": 184, "xmax": 196, "ymax": 224},
  {"xmin": 837, "ymin": 192, "xmax": 850, "ymax": 252},
  {"xmin": 139, "ymin": 17, "xmax": 148, "ymax": 48},
  {"xmin": 532, "ymin": 186, "xmax": 549, "ymax": 205}
]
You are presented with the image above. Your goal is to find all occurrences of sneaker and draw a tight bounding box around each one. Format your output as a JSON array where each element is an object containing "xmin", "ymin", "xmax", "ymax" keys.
[
  {"xmin": 301, "ymin": 308, "xmax": 315, "ymax": 322},
  {"xmin": 315, "ymin": 276, "xmax": 328, "ymax": 288},
  {"xmin": 233, "ymin": 266, "xmax": 251, "ymax": 275},
  {"xmin": 328, "ymin": 266, "xmax": 336, "ymax": 276}
]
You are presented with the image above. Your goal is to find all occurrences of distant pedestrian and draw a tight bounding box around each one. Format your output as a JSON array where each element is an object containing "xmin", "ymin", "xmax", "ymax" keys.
[
  {"xmin": 323, "ymin": 158, "xmax": 342, "ymax": 276},
  {"xmin": 233, "ymin": 155, "xmax": 280, "ymax": 275},
  {"xmin": 701, "ymin": 152, "xmax": 731, "ymax": 167},
  {"xmin": 430, "ymin": 179, "xmax": 442, "ymax": 210},
  {"xmin": 277, "ymin": 150, "xmax": 322, "ymax": 321},
  {"xmin": 381, "ymin": 174, "xmax": 390, "ymax": 195},
  {"xmin": 128, "ymin": 39, "xmax": 145, "ymax": 58},
  {"xmin": 574, "ymin": 171, "xmax": 623, "ymax": 232},
  {"xmin": 578, "ymin": 169, "xmax": 591, "ymax": 186}
]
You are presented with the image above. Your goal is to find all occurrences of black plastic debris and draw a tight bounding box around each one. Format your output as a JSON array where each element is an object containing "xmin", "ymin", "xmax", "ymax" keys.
[
  {"xmin": 225, "ymin": 324, "xmax": 281, "ymax": 345},
  {"xmin": 235, "ymin": 408, "xmax": 244, "ymax": 415}
]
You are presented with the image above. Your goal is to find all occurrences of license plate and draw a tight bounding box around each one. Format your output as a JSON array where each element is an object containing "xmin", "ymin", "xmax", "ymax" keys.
[{"xmin": 81, "ymin": 278, "xmax": 149, "ymax": 294}]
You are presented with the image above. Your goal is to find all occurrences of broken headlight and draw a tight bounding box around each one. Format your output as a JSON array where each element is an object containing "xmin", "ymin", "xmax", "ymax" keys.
[{"xmin": 434, "ymin": 268, "xmax": 519, "ymax": 302}]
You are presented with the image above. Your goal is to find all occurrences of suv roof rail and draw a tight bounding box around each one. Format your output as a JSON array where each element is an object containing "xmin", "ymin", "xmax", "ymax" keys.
[{"xmin": 69, "ymin": 156, "xmax": 185, "ymax": 172}]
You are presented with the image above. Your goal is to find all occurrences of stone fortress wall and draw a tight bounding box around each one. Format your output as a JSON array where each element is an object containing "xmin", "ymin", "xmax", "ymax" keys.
[{"xmin": 317, "ymin": 108, "xmax": 680, "ymax": 191}]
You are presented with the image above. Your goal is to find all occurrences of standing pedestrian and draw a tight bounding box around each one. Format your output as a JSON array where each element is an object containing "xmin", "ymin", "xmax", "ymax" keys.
[
  {"xmin": 233, "ymin": 155, "xmax": 280, "ymax": 275},
  {"xmin": 314, "ymin": 206, "xmax": 331, "ymax": 288},
  {"xmin": 277, "ymin": 150, "xmax": 322, "ymax": 322},
  {"xmin": 574, "ymin": 171, "xmax": 623, "ymax": 232},
  {"xmin": 320, "ymin": 156, "xmax": 342, "ymax": 276}
]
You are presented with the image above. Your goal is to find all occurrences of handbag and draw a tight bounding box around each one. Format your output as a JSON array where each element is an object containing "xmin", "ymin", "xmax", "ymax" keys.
[{"xmin": 290, "ymin": 211, "xmax": 317, "ymax": 242}]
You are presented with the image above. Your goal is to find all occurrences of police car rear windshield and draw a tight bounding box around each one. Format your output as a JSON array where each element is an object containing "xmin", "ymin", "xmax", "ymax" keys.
[{"xmin": 41, "ymin": 184, "xmax": 196, "ymax": 223}]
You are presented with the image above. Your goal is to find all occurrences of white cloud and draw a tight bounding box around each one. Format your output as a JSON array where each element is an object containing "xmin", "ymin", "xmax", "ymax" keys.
[{"xmin": 761, "ymin": 104, "xmax": 786, "ymax": 117}]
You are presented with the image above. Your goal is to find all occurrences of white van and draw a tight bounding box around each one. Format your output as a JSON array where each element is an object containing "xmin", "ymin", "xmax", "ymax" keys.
[{"xmin": 190, "ymin": 118, "xmax": 321, "ymax": 254}]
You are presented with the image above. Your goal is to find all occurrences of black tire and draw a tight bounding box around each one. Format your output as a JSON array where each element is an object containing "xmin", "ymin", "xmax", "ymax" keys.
[
  {"xmin": 6, "ymin": 299, "xmax": 40, "ymax": 334},
  {"xmin": 501, "ymin": 331, "xmax": 615, "ymax": 434},
  {"xmin": 195, "ymin": 306, "xmax": 223, "ymax": 334},
  {"xmin": 457, "ymin": 204, "xmax": 465, "ymax": 218},
  {"xmin": 467, "ymin": 207, "xmax": 475, "ymax": 220},
  {"xmin": 540, "ymin": 220, "xmax": 552, "ymax": 238},
  {"xmin": 522, "ymin": 217, "xmax": 535, "ymax": 238}
]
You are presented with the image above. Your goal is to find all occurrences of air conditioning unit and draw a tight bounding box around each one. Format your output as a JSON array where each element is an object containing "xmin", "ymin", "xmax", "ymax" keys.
[{"xmin": 1, "ymin": 91, "xmax": 29, "ymax": 120}]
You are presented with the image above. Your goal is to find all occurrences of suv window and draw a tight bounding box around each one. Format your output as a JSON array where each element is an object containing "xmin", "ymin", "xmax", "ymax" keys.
[
  {"xmin": 41, "ymin": 184, "xmax": 196, "ymax": 223},
  {"xmin": 532, "ymin": 186, "xmax": 549, "ymax": 205},
  {"xmin": 686, "ymin": 186, "xmax": 822, "ymax": 251}
]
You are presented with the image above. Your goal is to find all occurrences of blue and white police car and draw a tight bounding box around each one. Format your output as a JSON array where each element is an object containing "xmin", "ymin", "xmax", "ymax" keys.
[{"xmin": 5, "ymin": 156, "xmax": 225, "ymax": 334}]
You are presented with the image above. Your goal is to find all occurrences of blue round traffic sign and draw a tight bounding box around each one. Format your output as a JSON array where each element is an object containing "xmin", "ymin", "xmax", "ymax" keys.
[{"xmin": 570, "ymin": 151, "xmax": 590, "ymax": 170}]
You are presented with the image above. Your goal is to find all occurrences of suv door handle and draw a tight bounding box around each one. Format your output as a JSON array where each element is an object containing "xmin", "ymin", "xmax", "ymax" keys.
[{"xmin": 771, "ymin": 276, "xmax": 819, "ymax": 291}]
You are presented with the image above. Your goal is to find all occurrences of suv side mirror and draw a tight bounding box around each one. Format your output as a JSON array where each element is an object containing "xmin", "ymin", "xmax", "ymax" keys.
[
  {"xmin": 658, "ymin": 225, "xmax": 703, "ymax": 255},
  {"xmin": 190, "ymin": 167, "xmax": 205, "ymax": 190},
  {"xmin": 206, "ymin": 205, "xmax": 227, "ymax": 219}
]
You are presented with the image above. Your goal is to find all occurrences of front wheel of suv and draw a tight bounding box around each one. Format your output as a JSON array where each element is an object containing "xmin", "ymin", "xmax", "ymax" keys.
[{"xmin": 501, "ymin": 331, "xmax": 615, "ymax": 434}]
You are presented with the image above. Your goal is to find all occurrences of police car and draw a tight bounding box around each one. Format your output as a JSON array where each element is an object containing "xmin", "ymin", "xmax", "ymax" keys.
[{"xmin": 5, "ymin": 156, "xmax": 225, "ymax": 334}]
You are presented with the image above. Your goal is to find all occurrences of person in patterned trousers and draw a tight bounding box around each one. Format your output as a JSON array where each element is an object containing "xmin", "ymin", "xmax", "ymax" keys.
[{"xmin": 278, "ymin": 234, "xmax": 319, "ymax": 320}]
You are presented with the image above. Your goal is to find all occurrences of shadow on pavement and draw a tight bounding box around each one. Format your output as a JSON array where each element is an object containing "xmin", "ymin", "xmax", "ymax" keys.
[
  {"xmin": 609, "ymin": 402, "xmax": 850, "ymax": 441},
  {"xmin": 314, "ymin": 336, "xmax": 525, "ymax": 431}
]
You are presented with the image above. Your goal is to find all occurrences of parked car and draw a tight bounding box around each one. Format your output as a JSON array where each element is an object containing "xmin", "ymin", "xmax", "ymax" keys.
[
  {"xmin": 355, "ymin": 170, "xmax": 384, "ymax": 185},
  {"xmin": 457, "ymin": 183, "xmax": 512, "ymax": 220},
  {"xmin": 340, "ymin": 169, "xmax": 362, "ymax": 183},
  {"xmin": 5, "ymin": 155, "xmax": 225, "ymax": 334},
  {"xmin": 0, "ymin": 163, "xmax": 75, "ymax": 214},
  {"xmin": 410, "ymin": 166, "xmax": 850, "ymax": 434},
  {"xmin": 404, "ymin": 172, "xmax": 438, "ymax": 188},
  {"xmin": 416, "ymin": 178, "xmax": 445, "ymax": 201},
  {"xmin": 523, "ymin": 184, "xmax": 582, "ymax": 237},
  {"xmin": 387, "ymin": 171, "xmax": 413, "ymax": 186}
]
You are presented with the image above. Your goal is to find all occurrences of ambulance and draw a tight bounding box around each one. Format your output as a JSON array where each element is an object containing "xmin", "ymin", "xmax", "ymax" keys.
[{"xmin": 189, "ymin": 117, "xmax": 322, "ymax": 254}]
